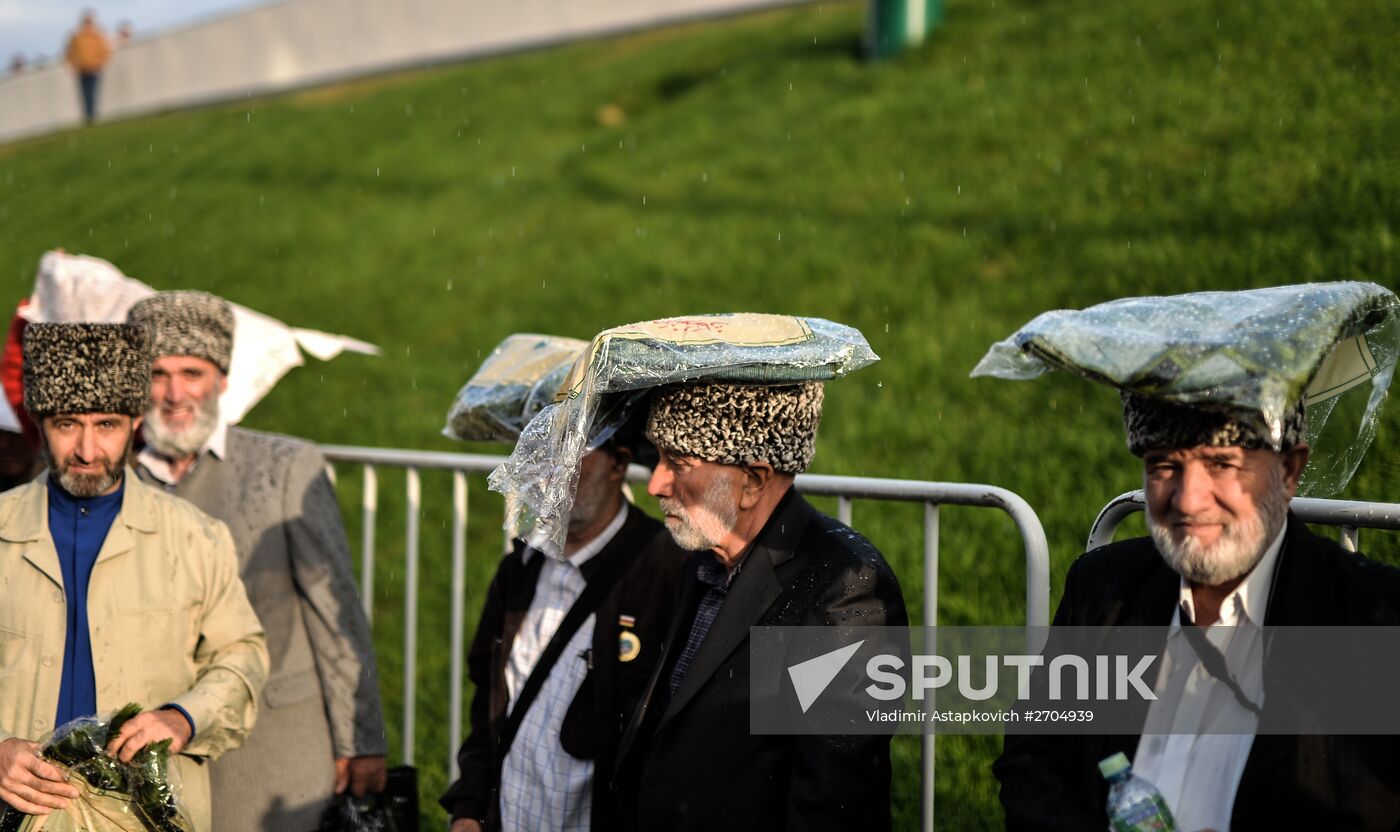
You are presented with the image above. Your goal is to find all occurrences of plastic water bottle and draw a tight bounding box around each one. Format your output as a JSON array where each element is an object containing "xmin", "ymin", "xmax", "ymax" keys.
[{"xmin": 1099, "ymin": 752, "xmax": 1176, "ymax": 832}]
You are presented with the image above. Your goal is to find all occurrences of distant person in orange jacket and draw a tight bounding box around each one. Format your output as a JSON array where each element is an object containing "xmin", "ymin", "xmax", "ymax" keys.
[{"xmin": 64, "ymin": 10, "xmax": 112, "ymax": 124}]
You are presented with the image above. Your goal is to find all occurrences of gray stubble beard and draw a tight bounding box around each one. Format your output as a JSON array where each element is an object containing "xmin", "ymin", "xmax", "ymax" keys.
[{"xmin": 659, "ymin": 473, "xmax": 741, "ymax": 552}]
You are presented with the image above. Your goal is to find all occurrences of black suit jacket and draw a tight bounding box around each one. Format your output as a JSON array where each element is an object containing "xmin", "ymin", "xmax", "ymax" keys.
[
  {"xmin": 439, "ymin": 503, "xmax": 684, "ymax": 830},
  {"xmin": 614, "ymin": 489, "xmax": 910, "ymax": 832},
  {"xmin": 994, "ymin": 513, "xmax": 1400, "ymax": 831}
]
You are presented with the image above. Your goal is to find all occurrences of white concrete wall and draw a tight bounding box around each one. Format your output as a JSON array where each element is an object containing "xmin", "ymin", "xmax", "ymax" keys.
[{"xmin": 0, "ymin": 0, "xmax": 805, "ymax": 144}]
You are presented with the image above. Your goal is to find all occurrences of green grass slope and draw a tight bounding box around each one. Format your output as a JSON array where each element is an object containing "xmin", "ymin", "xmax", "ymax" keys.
[{"xmin": 2, "ymin": 0, "xmax": 1397, "ymax": 827}]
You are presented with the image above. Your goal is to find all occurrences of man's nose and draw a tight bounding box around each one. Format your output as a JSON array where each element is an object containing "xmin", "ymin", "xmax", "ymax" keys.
[
  {"xmin": 1173, "ymin": 462, "xmax": 1214, "ymax": 516},
  {"xmin": 647, "ymin": 463, "xmax": 671, "ymax": 498},
  {"xmin": 74, "ymin": 428, "xmax": 98, "ymax": 462}
]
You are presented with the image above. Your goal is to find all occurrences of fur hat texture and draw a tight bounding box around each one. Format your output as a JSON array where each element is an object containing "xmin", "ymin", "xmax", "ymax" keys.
[
  {"xmin": 1122, "ymin": 391, "xmax": 1307, "ymax": 455},
  {"xmin": 22, "ymin": 322, "xmax": 153, "ymax": 418},
  {"xmin": 126, "ymin": 290, "xmax": 235, "ymax": 373},
  {"xmin": 646, "ymin": 381, "xmax": 824, "ymax": 473}
]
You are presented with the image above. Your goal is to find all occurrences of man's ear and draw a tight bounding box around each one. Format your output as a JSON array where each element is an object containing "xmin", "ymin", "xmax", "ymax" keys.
[
  {"xmin": 218, "ymin": 371, "xmax": 229, "ymax": 395},
  {"xmin": 1280, "ymin": 442, "xmax": 1310, "ymax": 496},
  {"xmin": 737, "ymin": 461, "xmax": 776, "ymax": 510},
  {"xmin": 131, "ymin": 414, "xmax": 144, "ymax": 434}
]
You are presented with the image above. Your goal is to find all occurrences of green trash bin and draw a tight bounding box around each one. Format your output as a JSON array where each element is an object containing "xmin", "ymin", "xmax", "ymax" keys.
[{"xmin": 867, "ymin": 0, "xmax": 942, "ymax": 59}]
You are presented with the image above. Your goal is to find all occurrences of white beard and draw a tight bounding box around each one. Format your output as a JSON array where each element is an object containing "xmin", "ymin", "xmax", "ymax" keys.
[
  {"xmin": 1149, "ymin": 468, "xmax": 1289, "ymax": 587},
  {"xmin": 659, "ymin": 474, "xmax": 740, "ymax": 552},
  {"xmin": 143, "ymin": 393, "xmax": 220, "ymax": 458}
]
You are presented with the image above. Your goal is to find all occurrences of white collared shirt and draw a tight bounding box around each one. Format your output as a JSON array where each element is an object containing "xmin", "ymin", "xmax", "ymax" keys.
[
  {"xmin": 136, "ymin": 419, "xmax": 229, "ymax": 485},
  {"xmin": 499, "ymin": 503, "xmax": 627, "ymax": 832},
  {"xmin": 1131, "ymin": 523, "xmax": 1286, "ymax": 832}
]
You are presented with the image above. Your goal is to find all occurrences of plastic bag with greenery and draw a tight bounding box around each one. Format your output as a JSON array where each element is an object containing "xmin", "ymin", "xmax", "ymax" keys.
[{"xmin": 0, "ymin": 705, "xmax": 194, "ymax": 832}]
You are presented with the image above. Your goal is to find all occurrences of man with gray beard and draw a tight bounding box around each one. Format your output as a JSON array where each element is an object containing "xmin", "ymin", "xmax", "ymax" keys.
[
  {"xmin": 995, "ymin": 394, "xmax": 1400, "ymax": 831},
  {"xmin": 614, "ymin": 381, "xmax": 908, "ymax": 832},
  {"xmin": 125, "ymin": 291, "xmax": 388, "ymax": 831}
]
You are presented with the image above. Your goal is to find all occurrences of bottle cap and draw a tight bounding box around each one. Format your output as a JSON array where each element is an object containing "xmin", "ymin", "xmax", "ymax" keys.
[{"xmin": 1098, "ymin": 752, "xmax": 1130, "ymax": 779}]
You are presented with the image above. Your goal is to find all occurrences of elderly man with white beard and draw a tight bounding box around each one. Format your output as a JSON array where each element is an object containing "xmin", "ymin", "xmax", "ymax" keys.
[
  {"xmin": 994, "ymin": 393, "xmax": 1400, "ymax": 831},
  {"xmin": 613, "ymin": 381, "xmax": 909, "ymax": 832},
  {"xmin": 125, "ymin": 291, "xmax": 388, "ymax": 831}
]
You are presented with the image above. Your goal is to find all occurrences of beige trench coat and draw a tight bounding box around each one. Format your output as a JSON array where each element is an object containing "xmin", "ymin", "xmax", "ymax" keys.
[{"xmin": 0, "ymin": 471, "xmax": 269, "ymax": 832}]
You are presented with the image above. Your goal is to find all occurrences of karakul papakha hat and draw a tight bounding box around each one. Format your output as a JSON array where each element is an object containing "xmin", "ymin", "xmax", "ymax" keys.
[
  {"xmin": 646, "ymin": 381, "xmax": 824, "ymax": 474},
  {"xmin": 1121, "ymin": 392, "xmax": 1308, "ymax": 456},
  {"xmin": 22, "ymin": 322, "xmax": 153, "ymax": 418},
  {"xmin": 126, "ymin": 290, "xmax": 235, "ymax": 373}
]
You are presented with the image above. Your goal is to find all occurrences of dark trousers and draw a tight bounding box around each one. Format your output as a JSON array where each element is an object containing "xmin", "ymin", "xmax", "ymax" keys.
[{"xmin": 78, "ymin": 72, "xmax": 100, "ymax": 123}]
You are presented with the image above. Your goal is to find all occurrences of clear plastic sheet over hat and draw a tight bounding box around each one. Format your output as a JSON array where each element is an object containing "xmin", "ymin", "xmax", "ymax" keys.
[
  {"xmin": 488, "ymin": 314, "xmax": 879, "ymax": 556},
  {"xmin": 971, "ymin": 282, "xmax": 1399, "ymax": 496},
  {"xmin": 442, "ymin": 334, "xmax": 588, "ymax": 443}
]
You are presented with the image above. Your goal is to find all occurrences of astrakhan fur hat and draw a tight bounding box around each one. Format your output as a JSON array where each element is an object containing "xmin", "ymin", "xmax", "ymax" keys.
[
  {"xmin": 1122, "ymin": 392, "xmax": 1307, "ymax": 455},
  {"xmin": 126, "ymin": 290, "xmax": 235, "ymax": 373},
  {"xmin": 646, "ymin": 381, "xmax": 824, "ymax": 473},
  {"xmin": 22, "ymin": 322, "xmax": 153, "ymax": 418}
]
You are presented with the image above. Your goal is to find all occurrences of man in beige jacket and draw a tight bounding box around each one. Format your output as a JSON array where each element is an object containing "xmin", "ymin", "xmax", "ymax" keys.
[{"xmin": 0, "ymin": 322, "xmax": 268, "ymax": 831}]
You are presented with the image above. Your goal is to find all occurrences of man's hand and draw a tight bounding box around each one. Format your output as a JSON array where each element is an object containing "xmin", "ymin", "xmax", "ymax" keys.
[
  {"xmin": 334, "ymin": 755, "xmax": 388, "ymax": 798},
  {"xmin": 0, "ymin": 737, "xmax": 79, "ymax": 814},
  {"xmin": 105, "ymin": 710, "xmax": 192, "ymax": 763},
  {"xmin": 450, "ymin": 820, "xmax": 483, "ymax": 832}
]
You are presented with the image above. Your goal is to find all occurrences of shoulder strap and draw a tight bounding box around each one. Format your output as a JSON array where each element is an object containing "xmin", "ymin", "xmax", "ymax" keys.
[
  {"xmin": 495, "ymin": 538, "xmax": 637, "ymax": 758},
  {"xmin": 1176, "ymin": 602, "xmax": 1264, "ymax": 717}
]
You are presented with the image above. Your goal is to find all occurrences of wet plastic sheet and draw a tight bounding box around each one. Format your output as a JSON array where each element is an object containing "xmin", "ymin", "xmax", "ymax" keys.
[
  {"xmin": 0, "ymin": 705, "xmax": 194, "ymax": 832},
  {"xmin": 488, "ymin": 314, "xmax": 879, "ymax": 555},
  {"xmin": 19, "ymin": 250, "xmax": 379, "ymax": 426},
  {"xmin": 442, "ymin": 334, "xmax": 587, "ymax": 442},
  {"xmin": 971, "ymin": 282, "xmax": 1399, "ymax": 495}
]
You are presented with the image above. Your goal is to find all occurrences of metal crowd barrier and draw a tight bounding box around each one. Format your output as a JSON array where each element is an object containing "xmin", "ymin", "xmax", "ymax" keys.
[
  {"xmin": 319, "ymin": 445, "xmax": 1051, "ymax": 832},
  {"xmin": 1087, "ymin": 490, "xmax": 1400, "ymax": 553}
]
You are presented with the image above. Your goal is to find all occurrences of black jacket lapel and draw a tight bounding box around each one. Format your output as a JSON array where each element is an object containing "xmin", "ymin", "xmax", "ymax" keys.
[
  {"xmin": 655, "ymin": 490, "xmax": 810, "ymax": 731},
  {"xmin": 614, "ymin": 555, "xmax": 703, "ymax": 774}
]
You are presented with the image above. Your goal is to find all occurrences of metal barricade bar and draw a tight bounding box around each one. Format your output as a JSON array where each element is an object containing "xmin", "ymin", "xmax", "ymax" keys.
[
  {"xmin": 1088, "ymin": 489, "xmax": 1400, "ymax": 553},
  {"xmin": 320, "ymin": 446, "xmax": 1051, "ymax": 832}
]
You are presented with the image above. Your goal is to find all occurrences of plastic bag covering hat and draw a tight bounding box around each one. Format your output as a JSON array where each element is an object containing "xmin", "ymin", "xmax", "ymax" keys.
[
  {"xmin": 18, "ymin": 249, "xmax": 379, "ymax": 426},
  {"xmin": 971, "ymin": 282, "xmax": 1399, "ymax": 496},
  {"xmin": 489, "ymin": 313, "xmax": 879, "ymax": 556},
  {"xmin": 442, "ymin": 333, "xmax": 588, "ymax": 442}
]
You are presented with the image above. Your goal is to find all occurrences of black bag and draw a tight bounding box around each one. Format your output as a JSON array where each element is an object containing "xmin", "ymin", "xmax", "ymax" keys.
[{"xmin": 318, "ymin": 766, "xmax": 419, "ymax": 832}]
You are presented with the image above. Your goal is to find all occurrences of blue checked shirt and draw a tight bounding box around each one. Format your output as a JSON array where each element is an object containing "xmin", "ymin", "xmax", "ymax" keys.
[{"xmin": 498, "ymin": 504, "xmax": 627, "ymax": 832}]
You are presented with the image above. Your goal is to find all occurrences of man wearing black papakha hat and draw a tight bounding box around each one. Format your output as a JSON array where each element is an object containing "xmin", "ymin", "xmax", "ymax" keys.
[
  {"xmin": 0, "ymin": 322, "xmax": 268, "ymax": 831},
  {"xmin": 986, "ymin": 286, "xmax": 1400, "ymax": 830},
  {"xmin": 126, "ymin": 291, "xmax": 387, "ymax": 831},
  {"xmin": 614, "ymin": 380, "xmax": 908, "ymax": 831}
]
